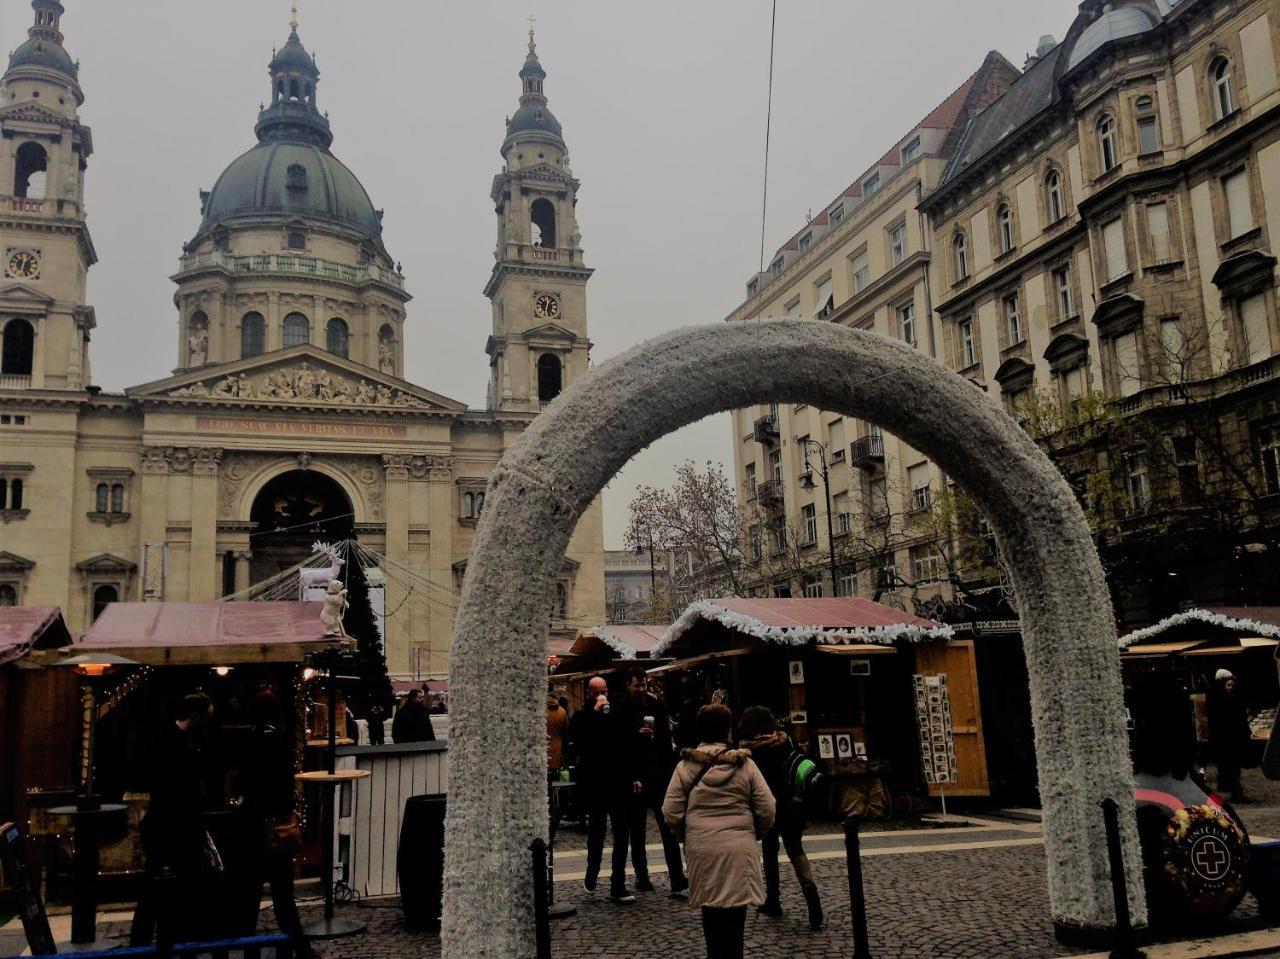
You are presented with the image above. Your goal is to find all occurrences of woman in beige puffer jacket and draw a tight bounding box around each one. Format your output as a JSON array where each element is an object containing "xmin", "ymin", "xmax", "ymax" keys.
[{"xmin": 662, "ymin": 703, "xmax": 775, "ymax": 959}]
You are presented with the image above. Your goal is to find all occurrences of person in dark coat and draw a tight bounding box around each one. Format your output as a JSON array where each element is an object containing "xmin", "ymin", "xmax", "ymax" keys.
[
  {"xmin": 1207, "ymin": 669, "xmax": 1252, "ymax": 802},
  {"xmin": 616, "ymin": 668, "xmax": 688, "ymax": 896},
  {"xmin": 392, "ymin": 688, "xmax": 435, "ymax": 743},
  {"xmin": 569, "ymin": 675, "xmax": 638, "ymax": 902},
  {"xmin": 366, "ymin": 703, "xmax": 386, "ymax": 745},
  {"xmin": 130, "ymin": 693, "xmax": 215, "ymax": 946},
  {"xmin": 235, "ymin": 691, "xmax": 315, "ymax": 958},
  {"xmin": 739, "ymin": 705, "xmax": 825, "ymax": 930}
]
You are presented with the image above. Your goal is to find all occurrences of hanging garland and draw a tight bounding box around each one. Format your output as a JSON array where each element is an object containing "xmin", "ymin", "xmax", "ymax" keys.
[
  {"xmin": 651, "ymin": 600, "xmax": 953, "ymax": 658},
  {"xmin": 1117, "ymin": 608, "xmax": 1280, "ymax": 649},
  {"xmin": 586, "ymin": 627, "xmax": 637, "ymax": 660}
]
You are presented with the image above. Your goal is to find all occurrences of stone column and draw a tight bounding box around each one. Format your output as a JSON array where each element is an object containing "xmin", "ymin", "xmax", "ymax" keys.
[
  {"xmin": 381, "ymin": 454, "xmax": 411, "ymax": 676},
  {"xmin": 139, "ymin": 447, "xmax": 170, "ymax": 601},
  {"xmin": 266, "ymin": 292, "xmax": 281, "ymax": 352},
  {"xmin": 233, "ymin": 550, "xmax": 251, "ymax": 595},
  {"xmin": 214, "ymin": 293, "xmax": 229, "ymax": 364},
  {"xmin": 188, "ymin": 448, "xmax": 222, "ymax": 601},
  {"xmin": 426, "ymin": 455, "xmax": 455, "ymax": 677}
]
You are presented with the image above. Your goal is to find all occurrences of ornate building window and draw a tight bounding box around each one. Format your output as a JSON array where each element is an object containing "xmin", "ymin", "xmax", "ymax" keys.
[
  {"xmin": 283, "ymin": 312, "xmax": 310, "ymax": 347},
  {"xmin": 326, "ymin": 318, "xmax": 349, "ymax": 358},
  {"xmin": 91, "ymin": 584, "xmax": 118, "ymax": 622},
  {"xmin": 0, "ymin": 463, "xmax": 30, "ymax": 520},
  {"xmin": 1135, "ymin": 96, "xmax": 1160, "ymax": 155},
  {"xmin": 997, "ymin": 203, "xmax": 1014, "ymax": 254},
  {"xmin": 1, "ymin": 318, "xmax": 34, "ymax": 376},
  {"xmin": 1098, "ymin": 116, "xmax": 1118, "ymax": 173},
  {"xmin": 537, "ymin": 353, "xmax": 562, "ymax": 403},
  {"xmin": 953, "ymin": 232, "xmax": 968, "ymax": 281},
  {"xmin": 14, "ymin": 142, "xmax": 46, "ymax": 200},
  {"xmin": 1046, "ymin": 169, "xmax": 1064, "ymax": 223},
  {"xmin": 287, "ymin": 230, "xmax": 307, "ymax": 250},
  {"xmin": 530, "ymin": 198, "xmax": 557, "ymax": 248},
  {"xmin": 1211, "ymin": 57, "xmax": 1235, "ymax": 121},
  {"xmin": 0, "ymin": 583, "xmax": 15, "ymax": 606},
  {"xmin": 241, "ymin": 312, "xmax": 265, "ymax": 357}
]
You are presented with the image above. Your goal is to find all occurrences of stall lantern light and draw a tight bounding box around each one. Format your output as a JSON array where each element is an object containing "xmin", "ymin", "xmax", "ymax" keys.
[
  {"xmin": 57, "ymin": 652, "xmax": 140, "ymax": 677},
  {"xmin": 213, "ymin": 665, "xmax": 232, "ymax": 677},
  {"xmin": 302, "ymin": 667, "xmax": 320, "ymax": 681}
]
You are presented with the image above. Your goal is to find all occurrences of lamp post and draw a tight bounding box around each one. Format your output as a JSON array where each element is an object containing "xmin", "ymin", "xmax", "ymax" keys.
[
  {"xmin": 52, "ymin": 651, "xmax": 138, "ymax": 946},
  {"xmin": 798, "ymin": 437, "xmax": 840, "ymax": 598}
]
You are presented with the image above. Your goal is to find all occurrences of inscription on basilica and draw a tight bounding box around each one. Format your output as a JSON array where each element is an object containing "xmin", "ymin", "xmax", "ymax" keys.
[{"xmin": 196, "ymin": 417, "xmax": 407, "ymax": 438}]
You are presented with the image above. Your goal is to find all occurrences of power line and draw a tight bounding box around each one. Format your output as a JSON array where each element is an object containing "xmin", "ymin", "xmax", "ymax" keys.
[{"xmin": 758, "ymin": 0, "xmax": 778, "ymax": 275}]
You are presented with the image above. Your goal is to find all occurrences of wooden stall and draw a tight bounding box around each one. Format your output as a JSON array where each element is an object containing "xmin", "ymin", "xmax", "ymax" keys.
[{"xmin": 550, "ymin": 624, "xmax": 669, "ymax": 709}]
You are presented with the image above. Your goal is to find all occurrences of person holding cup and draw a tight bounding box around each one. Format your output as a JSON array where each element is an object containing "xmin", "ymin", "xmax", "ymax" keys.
[{"xmin": 618, "ymin": 668, "xmax": 689, "ymax": 897}]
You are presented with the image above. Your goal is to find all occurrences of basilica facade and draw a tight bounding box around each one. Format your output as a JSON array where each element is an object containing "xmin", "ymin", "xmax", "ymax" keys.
[{"xmin": 0, "ymin": 2, "xmax": 604, "ymax": 677}]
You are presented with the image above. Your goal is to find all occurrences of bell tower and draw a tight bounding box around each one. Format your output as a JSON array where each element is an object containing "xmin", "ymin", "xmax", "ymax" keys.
[
  {"xmin": 0, "ymin": 0, "xmax": 95, "ymax": 392},
  {"xmin": 483, "ymin": 24, "xmax": 592, "ymax": 413}
]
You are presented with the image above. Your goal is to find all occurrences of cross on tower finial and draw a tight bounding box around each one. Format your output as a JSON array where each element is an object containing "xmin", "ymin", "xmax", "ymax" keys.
[
  {"xmin": 290, "ymin": 1, "xmax": 300, "ymax": 32},
  {"xmin": 527, "ymin": 13, "xmax": 537, "ymax": 52}
]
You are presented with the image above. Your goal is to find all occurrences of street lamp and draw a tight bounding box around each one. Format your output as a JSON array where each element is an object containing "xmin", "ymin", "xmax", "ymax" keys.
[{"xmin": 798, "ymin": 437, "xmax": 840, "ymax": 598}]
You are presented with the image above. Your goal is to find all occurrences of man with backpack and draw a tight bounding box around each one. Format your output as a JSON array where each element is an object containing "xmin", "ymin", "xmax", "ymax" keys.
[{"xmin": 738, "ymin": 705, "xmax": 826, "ymax": 930}]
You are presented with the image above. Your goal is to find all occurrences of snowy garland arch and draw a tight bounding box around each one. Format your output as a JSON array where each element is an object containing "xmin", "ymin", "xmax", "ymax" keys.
[
  {"xmin": 1118, "ymin": 607, "xmax": 1280, "ymax": 648},
  {"xmin": 442, "ymin": 320, "xmax": 1140, "ymax": 957}
]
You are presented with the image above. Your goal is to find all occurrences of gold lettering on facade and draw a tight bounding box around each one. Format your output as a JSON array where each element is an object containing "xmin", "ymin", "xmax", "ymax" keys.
[{"xmin": 195, "ymin": 417, "xmax": 406, "ymax": 438}]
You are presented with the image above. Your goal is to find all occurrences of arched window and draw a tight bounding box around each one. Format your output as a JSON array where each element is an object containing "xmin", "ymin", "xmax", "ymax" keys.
[
  {"xmin": 287, "ymin": 230, "xmax": 307, "ymax": 250},
  {"xmin": 2, "ymin": 319, "xmax": 34, "ymax": 375},
  {"xmin": 95, "ymin": 483, "xmax": 108, "ymax": 513},
  {"xmin": 1212, "ymin": 58, "xmax": 1235, "ymax": 120},
  {"xmin": 997, "ymin": 204, "xmax": 1014, "ymax": 253},
  {"xmin": 475, "ymin": 493, "xmax": 484, "ymax": 517},
  {"xmin": 1098, "ymin": 116, "xmax": 1118, "ymax": 173},
  {"xmin": 14, "ymin": 142, "xmax": 47, "ymax": 199},
  {"xmin": 241, "ymin": 312, "xmax": 265, "ymax": 357},
  {"xmin": 1046, "ymin": 169, "xmax": 1064, "ymax": 222},
  {"xmin": 283, "ymin": 312, "xmax": 310, "ymax": 347},
  {"xmin": 537, "ymin": 353, "xmax": 562, "ymax": 403},
  {"xmin": 111, "ymin": 484, "xmax": 124, "ymax": 513},
  {"xmin": 462, "ymin": 492, "xmax": 475, "ymax": 518},
  {"xmin": 530, "ymin": 198, "xmax": 557, "ymax": 248},
  {"xmin": 92, "ymin": 584, "xmax": 118, "ymax": 622},
  {"xmin": 289, "ymin": 78, "xmax": 301, "ymax": 100},
  {"xmin": 953, "ymin": 233, "xmax": 968, "ymax": 280},
  {"xmin": 275, "ymin": 79, "xmax": 285, "ymax": 101},
  {"xmin": 9, "ymin": 479, "xmax": 22, "ymax": 510},
  {"xmin": 326, "ymin": 318, "xmax": 349, "ymax": 358},
  {"xmin": 0, "ymin": 584, "xmax": 15, "ymax": 606}
]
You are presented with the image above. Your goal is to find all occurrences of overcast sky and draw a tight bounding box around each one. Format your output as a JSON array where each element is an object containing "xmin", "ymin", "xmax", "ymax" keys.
[{"xmin": 12, "ymin": 0, "xmax": 1075, "ymax": 548}]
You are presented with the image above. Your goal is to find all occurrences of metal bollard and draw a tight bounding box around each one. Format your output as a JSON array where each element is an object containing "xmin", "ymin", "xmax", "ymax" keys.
[
  {"xmin": 1100, "ymin": 797, "xmax": 1146, "ymax": 959},
  {"xmin": 531, "ymin": 837, "xmax": 553, "ymax": 959},
  {"xmin": 843, "ymin": 817, "xmax": 873, "ymax": 959}
]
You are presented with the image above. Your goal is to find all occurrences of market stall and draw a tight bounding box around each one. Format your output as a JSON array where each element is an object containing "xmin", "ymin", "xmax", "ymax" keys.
[
  {"xmin": 550, "ymin": 624, "xmax": 669, "ymax": 709},
  {"xmin": 648, "ymin": 597, "xmax": 975, "ymax": 802}
]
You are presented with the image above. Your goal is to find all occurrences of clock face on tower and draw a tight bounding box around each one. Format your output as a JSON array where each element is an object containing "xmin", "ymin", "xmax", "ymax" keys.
[
  {"xmin": 533, "ymin": 292, "xmax": 560, "ymax": 319},
  {"xmin": 6, "ymin": 250, "xmax": 39, "ymax": 280}
]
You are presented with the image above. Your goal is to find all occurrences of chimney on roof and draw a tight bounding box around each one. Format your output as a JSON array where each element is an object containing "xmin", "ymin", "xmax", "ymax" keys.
[{"xmin": 1024, "ymin": 34, "xmax": 1056, "ymax": 72}]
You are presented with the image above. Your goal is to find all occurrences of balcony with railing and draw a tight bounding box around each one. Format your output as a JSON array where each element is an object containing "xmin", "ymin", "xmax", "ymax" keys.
[
  {"xmin": 0, "ymin": 374, "xmax": 31, "ymax": 390},
  {"xmin": 849, "ymin": 434, "xmax": 884, "ymax": 468},
  {"xmin": 757, "ymin": 479, "xmax": 784, "ymax": 511},
  {"xmin": 175, "ymin": 250, "xmax": 406, "ymax": 290},
  {"xmin": 753, "ymin": 412, "xmax": 780, "ymax": 444}
]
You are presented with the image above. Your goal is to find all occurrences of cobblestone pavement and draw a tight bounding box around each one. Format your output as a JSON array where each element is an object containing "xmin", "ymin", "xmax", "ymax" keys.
[{"xmin": 8, "ymin": 769, "xmax": 1280, "ymax": 959}]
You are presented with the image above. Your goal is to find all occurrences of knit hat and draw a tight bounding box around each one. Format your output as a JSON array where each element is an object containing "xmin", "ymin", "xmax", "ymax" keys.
[{"xmin": 1215, "ymin": 668, "xmax": 1235, "ymax": 682}]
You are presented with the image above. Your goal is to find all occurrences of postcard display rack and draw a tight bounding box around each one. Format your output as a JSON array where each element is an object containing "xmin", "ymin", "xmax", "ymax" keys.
[{"xmin": 913, "ymin": 673, "xmax": 958, "ymax": 820}]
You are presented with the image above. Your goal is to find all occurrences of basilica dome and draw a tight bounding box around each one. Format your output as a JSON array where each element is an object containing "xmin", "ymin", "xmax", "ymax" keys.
[{"xmin": 197, "ymin": 140, "xmax": 381, "ymax": 238}]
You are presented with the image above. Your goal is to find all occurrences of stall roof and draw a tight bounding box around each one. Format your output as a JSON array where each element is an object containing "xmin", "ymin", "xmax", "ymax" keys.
[
  {"xmin": 76, "ymin": 601, "xmax": 338, "ymax": 665},
  {"xmin": 1119, "ymin": 607, "xmax": 1280, "ymax": 650},
  {"xmin": 653, "ymin": 597, "xmax": 952, "ymax": 658},
  {"xmin": 0, "ymin": 607, "xmax": 73, "ymax": 666},
  {"xmin": 573, "ymin": 624, "xmax": 668, "ymax": 661}
]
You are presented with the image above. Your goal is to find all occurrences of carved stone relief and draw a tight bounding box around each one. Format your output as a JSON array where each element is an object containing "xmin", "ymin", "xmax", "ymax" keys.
[{"xmin": 166, "ymin": 360, "xmax": 430, "ymax": 408}]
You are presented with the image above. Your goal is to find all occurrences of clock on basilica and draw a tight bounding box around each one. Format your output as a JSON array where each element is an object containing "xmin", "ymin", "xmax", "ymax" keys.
[{"xmin": 0, "ymin": 3, "xmax": 603, "ymax": 678}]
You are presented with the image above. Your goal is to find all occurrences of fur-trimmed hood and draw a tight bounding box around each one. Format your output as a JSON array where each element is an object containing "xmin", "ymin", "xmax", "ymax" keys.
[{"xmin": 681, "ymin": 744, "xmax": 752, "ymax": 767}]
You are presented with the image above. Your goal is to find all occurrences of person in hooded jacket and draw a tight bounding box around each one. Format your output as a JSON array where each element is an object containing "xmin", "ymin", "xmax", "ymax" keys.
[
  {"xmin": 739, "ymin": 705, "xmax": 825, "ymax": 930},
  {"xmin": 662, "ymin": 703, "xmax": 774, "ymax": 959}
]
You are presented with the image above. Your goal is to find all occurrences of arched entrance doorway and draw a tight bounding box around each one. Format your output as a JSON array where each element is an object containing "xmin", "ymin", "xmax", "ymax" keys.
[
  {"xmin": 442, "ymin": 321, "xmax": 1141, "ymax": 956},
  {"xmin": 249, "ymin": 470, "xmax": 353, "ymax": 583}
]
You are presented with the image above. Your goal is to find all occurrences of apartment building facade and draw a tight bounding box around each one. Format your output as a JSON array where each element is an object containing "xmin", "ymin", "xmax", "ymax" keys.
[
  {"xmin": 923, "ymin": 0, "xmax": 1280, "ymax": 623},
  {"xmin": 726, "ymin": 52, "xmax": 1020, "ymax": 606}
]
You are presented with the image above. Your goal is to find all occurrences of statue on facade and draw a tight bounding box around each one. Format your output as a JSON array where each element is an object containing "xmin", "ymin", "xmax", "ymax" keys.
[
  {"xmin": 333, "ymin": 377, "xmax": 355, "ymax": 402},
  {"xmin": 315, "ymin": 368, "xmax": 334, "ymax": 401},
  {"xmin": 319, "ymin": 579, "xmax": 348, "ymax": 638},
  {"xmin": 236, "ymin": 373, "xmax": 253, "ymax": 398},
  {"xmin": 187, "ymin": 327, "xmax": 208, "ymax": 367},
  {"xmin": 378, "ymin": 340, "xmax": 395, "ymax": 374},
  {"xmin": 354, "ymin": 380, "xmax": 374, "ymax": 404},
  {"xmin": 296, "ymin": 362, "xmax": 316, "ymax": 399},
  {"xmin": 212, "ymin": 375, "xmax": 238, "ymax": 397},
  {"xmin": 375, "ymin": 384, "xmax": 393, "ymax": 405}
]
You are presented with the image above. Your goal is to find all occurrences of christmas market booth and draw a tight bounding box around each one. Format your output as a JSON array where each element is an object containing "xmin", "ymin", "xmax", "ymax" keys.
[
  {"xmin": 648, "ymin": 597, "xmax": 1018, "ymax": 807},
  {"xmin": 0, "ymin": 607, "xmax": 79, "ymax": 828},
  {"xmin": 20, "ymin": 600, "xmax": 348, "ymax": 900},
  {"xmin": 550, "ymin": 624, "xmax": 669, "ymax": 710},
  {"xmin": 1120, "ymin": 607, "xmax": 1280, "ymax": 756}
]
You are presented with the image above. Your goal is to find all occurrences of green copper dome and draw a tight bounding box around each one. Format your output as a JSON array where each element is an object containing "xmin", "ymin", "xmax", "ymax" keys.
[{"xmin": 197, "ymin": 140, "xmax": 382, "ymax": 238}]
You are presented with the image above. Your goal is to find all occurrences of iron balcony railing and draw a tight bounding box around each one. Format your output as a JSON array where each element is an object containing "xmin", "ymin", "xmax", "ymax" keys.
[{"xmin": 849, "ymin": 434, "xmax": 884, "ymax": 468}]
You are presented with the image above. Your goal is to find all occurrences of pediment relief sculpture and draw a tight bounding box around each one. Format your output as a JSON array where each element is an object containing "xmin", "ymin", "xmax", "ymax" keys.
[{"xmin": 167, "ymin": 360, "xmax": 430, "ymax": 409}]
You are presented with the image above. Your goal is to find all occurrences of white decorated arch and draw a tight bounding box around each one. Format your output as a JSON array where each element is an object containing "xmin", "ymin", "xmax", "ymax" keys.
[{"xmin": 442, "ymin": 320, "xmax": 1141, "ymax": 956}]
